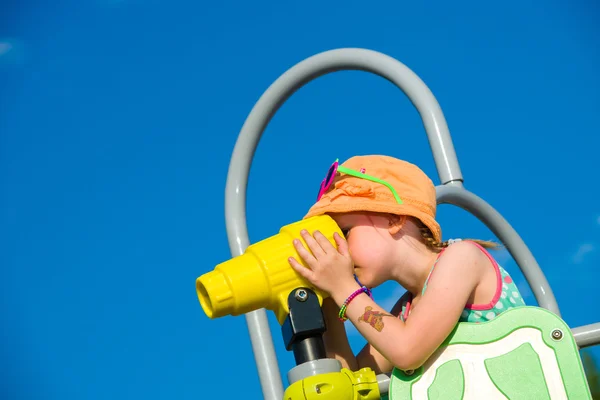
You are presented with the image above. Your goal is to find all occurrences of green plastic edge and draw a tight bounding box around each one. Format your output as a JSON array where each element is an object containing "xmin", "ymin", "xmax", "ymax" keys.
[{"xmin": 388, "ymin": 306, "xmax": 592, "ymax": 399}]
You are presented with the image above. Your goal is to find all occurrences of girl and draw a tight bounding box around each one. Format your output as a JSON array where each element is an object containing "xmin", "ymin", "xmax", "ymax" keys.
[{"xmin": 288, "ymin": 155, "xmax": 526, "ymax": 374}]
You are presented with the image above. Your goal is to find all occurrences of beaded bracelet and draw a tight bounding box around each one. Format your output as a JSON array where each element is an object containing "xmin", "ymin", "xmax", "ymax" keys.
[
  {"xmin": 338, "ymin": 286, "xmax": 372, "ymax": 321},
  {"xmin": 352, "ymin": 275, "xmax": 373, "ymax": 300},
  {"xmin": 354, "ymin": 275, "xmax": 373, "ymax": 298}
]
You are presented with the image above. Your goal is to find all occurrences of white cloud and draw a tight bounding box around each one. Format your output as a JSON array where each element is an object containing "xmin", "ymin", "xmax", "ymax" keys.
[
  {"xmin": 0, "ymin": 38, "xmax": 25, "ymax": 66},
  {"xmin": 0, "ymin": 41, "xmax": 12, "ymax": 56},
  {"xmin": 571, "ymin": 243, "xmax": 595, "ymax": 264}
]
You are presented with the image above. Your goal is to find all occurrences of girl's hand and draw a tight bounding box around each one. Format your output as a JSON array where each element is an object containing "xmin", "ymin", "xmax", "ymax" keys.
[{"xmin": 288, "ymin": 230, "xmax": 356, "ymax": 297}]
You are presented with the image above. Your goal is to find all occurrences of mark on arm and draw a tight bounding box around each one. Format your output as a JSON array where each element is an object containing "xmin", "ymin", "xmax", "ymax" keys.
[{"xmin": 358, "ymin": 306, "xmax": 394, "ymax": 332}]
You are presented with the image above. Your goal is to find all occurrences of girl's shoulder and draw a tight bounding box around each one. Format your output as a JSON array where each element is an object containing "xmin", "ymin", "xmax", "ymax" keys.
[
  {"xmin": 437, "ymin": 240, "xmax": 494, "ymax": 269},
  {"xmin": 426, "ymin": 240, "xmax": 497, "ymax": 290}
]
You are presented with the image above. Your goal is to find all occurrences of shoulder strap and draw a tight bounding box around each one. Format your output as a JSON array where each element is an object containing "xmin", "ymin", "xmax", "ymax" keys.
[{"xmin": 401, "ymin": 293, "xmax": 413, "ymax": 322}]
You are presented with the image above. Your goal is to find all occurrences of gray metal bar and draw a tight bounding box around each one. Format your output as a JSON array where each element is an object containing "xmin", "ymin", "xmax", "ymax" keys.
[
  {"xmin": 435, "ymin": 184, "xmax": 560, "ymax": 315},
  {"xmin": 572, "ymin": 323, "xmax": 600, "ymax": 348},
  {"xmin": 225, "ymin": 48, "xmax": 470, "ymax": 399},
  {"xmin": 377, "ymin": 374, "xmax": 391, "ymax": 396}
]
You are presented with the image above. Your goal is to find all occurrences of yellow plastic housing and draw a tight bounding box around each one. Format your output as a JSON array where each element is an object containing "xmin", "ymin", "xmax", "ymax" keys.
[
  {"xmin": 196, "ymin": 215, "xmax": 343, "ymax": 324},
  {"xmin": 283, "ymin": 368, "xmax": 381, "ymax": 400}
]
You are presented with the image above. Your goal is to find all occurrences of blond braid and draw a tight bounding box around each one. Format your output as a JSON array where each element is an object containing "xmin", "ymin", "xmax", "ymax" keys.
[{"xmin": 416, "ymin": 219, "xmax": 501, "ymax": 252}]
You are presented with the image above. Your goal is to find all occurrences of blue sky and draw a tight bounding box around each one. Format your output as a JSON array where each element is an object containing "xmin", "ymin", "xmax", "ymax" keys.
[{"xmin": 1, "ymin": 1, "xmax": 599, "ymax": 398}]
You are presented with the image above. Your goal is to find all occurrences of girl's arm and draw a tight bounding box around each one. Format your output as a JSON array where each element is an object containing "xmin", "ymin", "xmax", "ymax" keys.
[
  {"xmin": 321, "ymin": 297, "xmax": 359, "ymax": 371},
  {"xmin": 323, "ymin": 293, "xmax": 408, "ymax": 374},
  {"xmin": 323, "ymin": 292, "xmax": 410, "ymax": 374},
  {"xmin": 355, "ymin": 292, "xmax": 409, "ymax": 374},
  {"xmin": 331, "ymin": 242, "xmax": 484, "ymax": 371}
]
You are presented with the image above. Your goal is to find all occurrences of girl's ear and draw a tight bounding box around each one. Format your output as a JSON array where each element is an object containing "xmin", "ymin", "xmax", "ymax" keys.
[{"xmin": 388, "ymin": 214, "xmax": 406, "ymax": 236}]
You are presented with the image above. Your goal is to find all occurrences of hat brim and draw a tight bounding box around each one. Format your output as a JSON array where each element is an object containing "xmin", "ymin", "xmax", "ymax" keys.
[{"xmin": 304, "ymin": 200, "xmax": 442, "ymax": 243}]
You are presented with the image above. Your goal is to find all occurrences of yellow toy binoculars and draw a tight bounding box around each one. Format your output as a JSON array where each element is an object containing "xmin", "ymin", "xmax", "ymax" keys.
[{"xmin": 196, "ymin": 215, "xmax": 344, "ymax": 324}]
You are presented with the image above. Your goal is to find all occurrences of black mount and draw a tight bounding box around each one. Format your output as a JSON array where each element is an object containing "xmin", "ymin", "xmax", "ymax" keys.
[{"xmin": 281, "ymin": 287, "xmax": 327, "ymax": 365}]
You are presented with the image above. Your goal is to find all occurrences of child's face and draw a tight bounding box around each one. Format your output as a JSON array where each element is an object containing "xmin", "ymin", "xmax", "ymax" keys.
[{"xmin": 331, "ymin": 212, "xmax": 396, "ymax": 289}]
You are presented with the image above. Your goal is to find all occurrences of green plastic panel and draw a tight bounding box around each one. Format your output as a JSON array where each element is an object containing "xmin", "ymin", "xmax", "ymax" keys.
[
  {"xmin": 387, "ymin": 306, "xmax": 592, "ymax": 399},
  {"xmin": 427, "ymin": 359, "xmax": 463, "ymax": 399},
  {"xmin": 484, "ymin": 342, "xmax": 550, "ymax": 399}
]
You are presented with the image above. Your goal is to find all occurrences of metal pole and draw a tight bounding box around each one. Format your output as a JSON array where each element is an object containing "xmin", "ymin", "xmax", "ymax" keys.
[
  {"xmin": 225, "ymin": 47, "xmax": 470, "ymax": 399},
  {"xmin": 572, "ymin": 323, "xmax": 600, "ymax": 348}
]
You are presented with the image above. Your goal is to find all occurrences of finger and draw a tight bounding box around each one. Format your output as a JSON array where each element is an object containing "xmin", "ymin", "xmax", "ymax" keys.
[
  {"xmin": 300, "ymin": 230, "xmax": 325, "ymax": 257},
  {"xmin": 334, "ymin": 232, "xmax": 350, "ymax": 256},
  {"xmin": 313, "ymin": 230, "xmax": 335, "ymax": 253},
  {"xmin": 293, "ymin": 238, "xmax": 317, "ymax": 266},
  {"xmin": 288, "ymin": 256, "xmax": 315, "ymax": 282}
]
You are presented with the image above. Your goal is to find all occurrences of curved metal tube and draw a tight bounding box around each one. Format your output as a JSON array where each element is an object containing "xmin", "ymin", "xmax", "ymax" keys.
[
  {"xmin": 572, "ymin": 323, "xmax": 600, "ymax": 348},
  {"xmin": 225, "ymin": 48, "xmax": 467, "ymax": 399},
  {"xmin": 435, "ymin": 185, "xmax": 560, "ymax": 315}
]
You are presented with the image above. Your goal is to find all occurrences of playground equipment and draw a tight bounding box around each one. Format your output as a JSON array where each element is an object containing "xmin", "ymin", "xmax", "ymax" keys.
[
  {"xmin": 197, "ymin": 215, "xmax": 341, "ymax": 324},
  {"xmin": 388, "ymin": 307, "xmax": 591, "ymax": 399},
  {"xmin": 197, "ymin": 48, "xmax": 600, "ymax": 399}
]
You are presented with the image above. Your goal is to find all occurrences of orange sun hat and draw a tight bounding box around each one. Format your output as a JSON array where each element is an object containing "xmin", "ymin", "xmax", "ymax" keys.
[{"xmin": 304, "ymin": 155, "xmax": 442, "ymax": 243}]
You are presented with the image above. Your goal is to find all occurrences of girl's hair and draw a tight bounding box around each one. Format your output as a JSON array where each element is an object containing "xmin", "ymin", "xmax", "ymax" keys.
[{"xmin": 414, "ymin": 218, "xmax": 501, "ymax": 252}]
